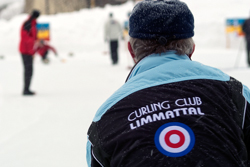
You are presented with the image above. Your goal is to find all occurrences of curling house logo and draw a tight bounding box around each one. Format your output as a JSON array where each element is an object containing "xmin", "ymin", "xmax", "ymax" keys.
[{"xmin": 154, "ymin": 122, "xmax": 195, "ymax": 157}]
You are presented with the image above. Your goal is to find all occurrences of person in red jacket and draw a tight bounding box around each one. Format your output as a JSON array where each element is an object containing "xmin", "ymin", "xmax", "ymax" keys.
[
  {"xmin": 19, "ymin": 9, "xmax": 40, "ymax": 95},
  {"xmin": 35, "ymin": 40, "xmax": 57, "ymax": 64}
]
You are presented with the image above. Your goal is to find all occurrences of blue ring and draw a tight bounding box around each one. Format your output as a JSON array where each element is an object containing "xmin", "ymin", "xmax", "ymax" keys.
[{"xmin": 154, "ymin": 122, "xmax": 195, "ymax": 157}]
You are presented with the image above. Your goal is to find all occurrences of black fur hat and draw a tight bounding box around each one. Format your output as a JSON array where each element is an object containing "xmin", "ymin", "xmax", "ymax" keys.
[{"xmin": 129, "ymin": 0, "xmax": 194, "ymax": 40}]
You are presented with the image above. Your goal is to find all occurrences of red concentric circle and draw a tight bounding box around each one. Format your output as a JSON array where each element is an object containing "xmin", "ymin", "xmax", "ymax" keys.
[
  {"xmin": 164, "ymin": 130, "xmax": 185, "ymax": 148},
  {"xmin": 155, "ymin": 122, "xmax": 195, "ymax": 157}
]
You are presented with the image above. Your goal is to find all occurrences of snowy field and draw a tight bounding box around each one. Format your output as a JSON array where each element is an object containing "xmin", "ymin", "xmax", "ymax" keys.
[{"xmin": 0, "ymin": 0, "xmax": 250, "ymax": 167}]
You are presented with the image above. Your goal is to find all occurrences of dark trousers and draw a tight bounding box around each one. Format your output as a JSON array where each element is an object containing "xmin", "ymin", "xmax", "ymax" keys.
[
  {"xmin": 21, "ymin": 54, "xmax": 33, "ymax": 92},
  {"xmin": 42, "ymin": 51, "xmax": 48, "ymax": 60},
  {"xmin": 247, "ymin": 41, "xmax": 250, "ymax": 66},
  {"xmin": 110, "ymin": 40, "xmax": 118, "ymax": 64}
]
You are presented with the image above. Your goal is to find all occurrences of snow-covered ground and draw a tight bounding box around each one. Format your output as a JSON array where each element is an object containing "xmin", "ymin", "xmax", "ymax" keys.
[
  {"xmin": 0, "ymin": 0, "xmax": 250, "ymax": 167},
  {"xmin": 0, "ymin": 0, "xmax": 24, "ymax": 20}
]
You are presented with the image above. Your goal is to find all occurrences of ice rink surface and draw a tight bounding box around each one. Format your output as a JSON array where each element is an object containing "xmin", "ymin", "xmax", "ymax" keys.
[{"xmin": 0, "ymin": 0, "xmax": 250, "ymax": 166}]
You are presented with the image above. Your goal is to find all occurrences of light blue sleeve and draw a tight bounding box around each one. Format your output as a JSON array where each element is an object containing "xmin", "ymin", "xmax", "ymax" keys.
[
  {"xmin": 243, "ymin": 85, "xmax": 250, "ymax": 103},
  {"xmin": 86, "ymin": 139, "xmax": 92, "ymax": 167}
]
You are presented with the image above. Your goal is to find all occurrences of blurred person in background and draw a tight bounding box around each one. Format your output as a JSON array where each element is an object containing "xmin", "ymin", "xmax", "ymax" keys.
[
  {"xmin": 87, "ymin": 0, "xmax": 250, "ymax": 166},
  {"xmin": 242, "ymin": 15, "xmax": 250, "ymax": 67},
  {"xmin": 35, "ymin": 39, "xmax": 58, "ymax": 64},
  {"xmin": 19, "ymin": 9, "xmax": 40, "ymax": 95},
  {"xmin": 104, "ymin": 12, "xmax": 123, "ymax": 65}
]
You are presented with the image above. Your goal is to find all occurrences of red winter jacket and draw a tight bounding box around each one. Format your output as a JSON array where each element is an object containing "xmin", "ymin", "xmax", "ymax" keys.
[
  {"xmin": 19, "ymin": 18, "xmax": 37, "ymax": 55},
  {"xmin": 36, "ymin": 44, "xmax": 57, "ymax": 57}
]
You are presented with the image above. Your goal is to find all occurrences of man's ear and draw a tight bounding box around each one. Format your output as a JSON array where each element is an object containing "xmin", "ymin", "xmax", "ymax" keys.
[
  {"xmin": 188, "ymin": 44, "xmax": 195, "ymax": 59},
  {"xmin": 128, "ymin": 42, "xmax": 136, "ymax": 63}
]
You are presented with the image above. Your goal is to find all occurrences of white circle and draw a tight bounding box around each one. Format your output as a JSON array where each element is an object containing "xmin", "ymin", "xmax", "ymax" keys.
[
  {"xmin": 170, "ymin": 134, "xmax": 180, "ymax": 144},
  {"xmin": 158, "ymin": 126, "xmax": 190, "ymax": 153}
]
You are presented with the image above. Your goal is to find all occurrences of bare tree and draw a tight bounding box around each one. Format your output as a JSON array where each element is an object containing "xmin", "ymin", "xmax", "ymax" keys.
[
  {"xmin": 24, "ymin": 0, "xmax": 88, "ymax": 14},
  {"xmin": 45, "ymin": 0, "xmax": 49, "ymax": 14},
  {"xmin": 24, "ymin": 0, "xmax": 34, "ymax": 14},
  {"xmin": 23, "ymin": 0, "xmax": 128, "ymax": 14}
]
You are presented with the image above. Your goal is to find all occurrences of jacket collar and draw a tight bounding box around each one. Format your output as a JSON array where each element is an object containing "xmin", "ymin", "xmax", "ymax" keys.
[{"xmin": 126, "ymin": 51, "xmax": 191, "ymax": 82}]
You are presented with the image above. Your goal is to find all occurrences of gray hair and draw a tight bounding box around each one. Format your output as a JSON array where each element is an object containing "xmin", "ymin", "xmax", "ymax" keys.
[{"xmin": 129, "ymin": 37, "xmax": 195, "ymax": 62}]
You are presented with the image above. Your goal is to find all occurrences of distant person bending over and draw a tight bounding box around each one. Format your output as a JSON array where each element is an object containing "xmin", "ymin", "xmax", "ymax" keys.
[
  {"xmin": 87, "ymin": 0, "xmax": 250, "ymax": 167},
  {"xmin": 35, "ymin": 40, "xmax": 57, "ymax": 64},
  {"xmin": 242, "ymin": 16, "xmax": 250, "ymax": 66},
  {"xmin": 19, "ymin": 9, "xmax": 40, "ymax": 95},
  {"xmin": 104, "ymin": 12, "xmax": 123, "ymax": 65}
]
